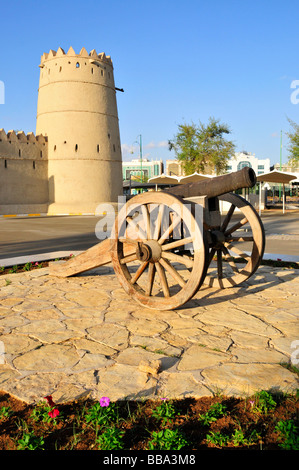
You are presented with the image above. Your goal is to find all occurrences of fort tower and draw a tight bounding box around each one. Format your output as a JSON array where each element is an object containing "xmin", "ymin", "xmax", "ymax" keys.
[{"xmin": 36, "ymin": 46, "xmax": 123, "ymax": 213}]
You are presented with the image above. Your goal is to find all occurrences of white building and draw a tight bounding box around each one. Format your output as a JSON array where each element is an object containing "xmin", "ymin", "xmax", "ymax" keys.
[
  {"xmin": 227, "ymin": 152, "xmax": 270, "ymax": 176},
  {"xmin": 122, "ymin": 158, "xmax": 163, "ymax": 181},
  {"xmin": 166, "ymin": 152, "xmax": 270, "ymax": 178}
]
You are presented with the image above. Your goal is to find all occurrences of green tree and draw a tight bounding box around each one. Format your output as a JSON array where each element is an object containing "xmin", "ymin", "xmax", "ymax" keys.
[
  {"xmin": 168, "ymin": 117, "xmax": 235, "ymax": 175},
  {"xmin": 286, "ymin": 118, "xmax": 299, "ymax": 167}
]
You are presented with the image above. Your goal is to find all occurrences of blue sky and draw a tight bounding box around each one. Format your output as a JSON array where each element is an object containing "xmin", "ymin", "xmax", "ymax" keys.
[{"xmin": 0, "ymin": 0, "xmax": 298, "ymax": 167}]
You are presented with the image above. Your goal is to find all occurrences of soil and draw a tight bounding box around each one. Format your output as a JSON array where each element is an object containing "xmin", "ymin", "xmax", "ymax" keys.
[
  {"xmin": 0, "ymin": 391, "xmax": 298, "ymax": 451},
  {"xmin": 0, "ymin": 259, "xmax": 66, "ymax": 276}
]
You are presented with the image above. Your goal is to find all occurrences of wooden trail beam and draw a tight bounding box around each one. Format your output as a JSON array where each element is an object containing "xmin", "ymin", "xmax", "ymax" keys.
[
  {"xmin": 49, "ymin": 238, "xmax": 112, "ymax": 277},
  {"xmin": 49, "ymin": 238, "xmax": 135, "ymax": 278}
]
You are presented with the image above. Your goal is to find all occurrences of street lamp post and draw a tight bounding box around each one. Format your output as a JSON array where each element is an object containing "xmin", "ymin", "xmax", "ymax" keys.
[
  {"xmin": 279, "ymin": 130, "xmax": 282, "ymax": 201},
  {"xmin": 133, "ymin": 134, "xmax": 143, "ymax": 184},
  {"xmin": 138, "ymin": 134, "xmax": 143, "ymax": 183}
]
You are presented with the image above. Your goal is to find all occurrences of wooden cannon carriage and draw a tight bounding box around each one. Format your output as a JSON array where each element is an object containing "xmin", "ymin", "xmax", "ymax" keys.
[{"xmin": 49, "ymin": 167, "xmax": 265, "ymax": 310}]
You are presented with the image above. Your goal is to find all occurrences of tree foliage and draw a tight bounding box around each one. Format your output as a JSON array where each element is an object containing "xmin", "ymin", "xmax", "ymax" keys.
[
  {"xmin": 168, "ymin": 117, "xmax": 235, "ymax": 175},
  {"xmin": 286, "ymin": 118, "xmax": 299, "ymax": 167}
]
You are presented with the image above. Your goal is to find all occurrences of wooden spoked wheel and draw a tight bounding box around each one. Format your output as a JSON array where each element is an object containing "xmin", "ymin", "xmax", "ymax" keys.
[
  {"xmin": 110, "ymin": 192, "xmax": 208, "ymax": 310},
  {"xmin": 205, "ymin": 193, "xmax": 265, "ymax": 288}
]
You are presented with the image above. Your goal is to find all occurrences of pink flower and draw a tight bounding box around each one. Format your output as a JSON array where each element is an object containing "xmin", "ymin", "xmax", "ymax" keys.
[
  {"xmin": 35, "ymin": 262, "xmax": 39, "ymax": 266},
  {"xmin": 99, "ymin": 396, "xmax": 110, "ymax": 407},
  {"xmin": 48, "ymin": 408, "xmax": 60, "ymax": 419}
]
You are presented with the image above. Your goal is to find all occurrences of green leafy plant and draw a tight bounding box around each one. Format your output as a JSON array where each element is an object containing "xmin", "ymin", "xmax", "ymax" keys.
[
  {"xmin": 84, "ymin": 397, "xmax": 118, "ymax": 428},
  {"xmin": 0, "ymin": 406, "xmax": 13, "ymax": 420},
  {"xmin": 31, "ymin": 396, "xmax": 62, "ymax": 425},
  {"xmin": 8, "ymin": 265, "xmax": 18, "ymax": 273},
  {"xmin": 206, "ymin": 431, "xmax": 229, "ymax": 447},
  {"xmin": 22, "ymin": 262, "xmax": 32, "ymax": 271},
  {"xmin": 5, "ymin": 279, "xmax": 11, "ymax": 285},
  {"xmin": 152, "ymin": 398, "xmax": 177, "ymax": 425},
  {"xmin": 275, "ymin": 419, "xmax": 299, "ymax": 450},
  {"xmin": 30, "ymin": 403, "xmax": 53, "ymax": 423},
  {"xmin": 251, "ymin": 390, "xmax": 277, "ymax": 414},
  {"xmin": 147, "ymin": 428, "xmax": 188, "ymax": 450},
  {"xmin": 198, "ymin": 402, "xmax": 227, "ymax": 425},
  {"xmin": 96, "ymin": 426, "xmax": 125, "ymax": 450},
  {"xmin": 17, "ymin": 428, "xmax": 45, "ymax": 450},
  {"xmin": 230, "ymin": 428, "xmax": 260, "ymax": 447}
]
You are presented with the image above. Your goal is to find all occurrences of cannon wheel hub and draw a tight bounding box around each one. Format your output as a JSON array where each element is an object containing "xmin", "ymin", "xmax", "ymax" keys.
[{"xmin": 136, "ymin": 240, "xmax": 162, "ymax": 263}]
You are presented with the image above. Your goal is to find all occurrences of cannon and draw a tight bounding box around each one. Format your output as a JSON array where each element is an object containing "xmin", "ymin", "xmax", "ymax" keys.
[{"xmin": 49, "ymin": 167, "xmax": 265, "ymax": 310}]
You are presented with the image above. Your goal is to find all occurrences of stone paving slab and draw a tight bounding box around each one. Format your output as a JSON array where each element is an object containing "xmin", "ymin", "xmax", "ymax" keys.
[{"xmin": 0, "ymin": 264, "xmax": 298, "ymax": 404}]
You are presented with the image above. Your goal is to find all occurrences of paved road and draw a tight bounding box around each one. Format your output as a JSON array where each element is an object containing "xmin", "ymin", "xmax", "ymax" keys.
[
  {"xmin": 0, "ymin": 215, "xmax": 103, "ymax": 260},
  {"xmin": 260, "ymin": 210, "xmax": 299, "ymax": 258},
  {"xmin": 0, "ymin": 209, "xmax": 298, "ymax": 262}
]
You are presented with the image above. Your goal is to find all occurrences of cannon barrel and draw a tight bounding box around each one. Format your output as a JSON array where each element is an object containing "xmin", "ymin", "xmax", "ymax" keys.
[{"xmin": 164, "ymin": 167, "xmax": 256, "ymax": 199}]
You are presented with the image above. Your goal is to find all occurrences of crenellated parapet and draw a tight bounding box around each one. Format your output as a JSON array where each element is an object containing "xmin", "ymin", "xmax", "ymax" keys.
[
  {"xmin": 40, "ymin": 47, "xmax": 113, "ymax": 67},
  {"xmin": 38, "ymin": 46, "xmax": 116, "ymax": 93},
  {"xmin": 0, "ymin": 128, "xmax": 48, "ymax": 160}
]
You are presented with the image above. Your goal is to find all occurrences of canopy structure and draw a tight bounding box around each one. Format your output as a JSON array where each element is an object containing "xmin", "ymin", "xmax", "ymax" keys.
[
  {"xmin": 148, "ymin": 173, "xmax": 180, "ymax": 190},
  {"xmin": 256, "ymin": 170, "xmax": 297, "ymax": 214},
  {"xmin": 179, "ymin": 172, "xmax": 213, "ymax": 183},
  {"xmin": 256, "ymin": 170, "xmax": 297, "ymax": 184}
]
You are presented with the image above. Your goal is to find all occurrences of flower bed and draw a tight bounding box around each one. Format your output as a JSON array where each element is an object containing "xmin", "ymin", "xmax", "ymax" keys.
[{"xmin": 0, "ymin": 390, "xmax": 298, "ymax": 450}]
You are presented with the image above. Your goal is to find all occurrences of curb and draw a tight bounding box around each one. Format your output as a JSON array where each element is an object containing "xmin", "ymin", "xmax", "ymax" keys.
[
  {"xmin": 0, "ymin": 251, "xmax": 83, "ymax": 268},
  {"xmin": 0, "ymin": 213, "xmax": 97, "ymax": 218},
  {"xmin": 1, "ymin": 251, "xmax": 299, "ymax": 269}
]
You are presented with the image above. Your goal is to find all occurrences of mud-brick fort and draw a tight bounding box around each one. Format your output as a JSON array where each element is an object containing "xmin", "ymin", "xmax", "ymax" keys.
[{"xmin": 0, "ymin": 47, "xmax": 123, "ymax": 215}]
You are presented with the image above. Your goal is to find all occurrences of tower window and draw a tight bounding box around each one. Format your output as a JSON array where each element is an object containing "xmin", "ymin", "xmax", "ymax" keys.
[
  {"xmin": 76, "ymin": 62, "xmax": 80, "ymax": 68},
  {"xmin": 97, "ymin": 144, "xmax": 100, "ymax": 152},
  {"xmin": 54, "ymin": 145, "xmax": 56, "ymax": 151},
  {"xmin": 113, "ymin": 144, "xmax": 116, "ymax": 152},
  {"xmin": 33, "ymin": 161, "xmax": 36, "ymax": 169},
  {"xmin": 91, "ymin": 67, "xmax": 94, "ymax": 74},
  {"xmin": 19, "ymin": 149, "xmax": 21, "ymax": 157},
  {"xmin": 101, "ymin": 70, "xmax": 103, "ymax": 76},
  {"xmin": 40, "ymin": 151, "xmax": 43, "ymax": 158},
  {"xmin": 59, "ymin": 66, "xmax": 62, "ymax": 72},
  {"xmin": 4, "ymin": 159, "xmax": 7, "ymax": 168},
  {"xmin": 108, "ymin": 133, "xmax": 110, "ymax": 139},
  {"xmin": 75, "ymin": 144, "xmax": 78, "ymax": 151}
]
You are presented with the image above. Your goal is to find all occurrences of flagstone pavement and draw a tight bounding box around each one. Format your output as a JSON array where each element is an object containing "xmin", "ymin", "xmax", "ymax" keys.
[{"xmin": 0, "ymin": 264, "xmax": 298, "ymax": 404}]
